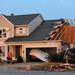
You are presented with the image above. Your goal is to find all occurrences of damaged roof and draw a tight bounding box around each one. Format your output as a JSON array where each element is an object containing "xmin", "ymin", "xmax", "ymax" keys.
[
  {"xmin": 4, "ymin": 14, "xmax": 40, "ymax": 25},
  {"xmin": 5, "ymin": 20, "xmax": 61, "ymax": 42},
  {"xmin": 59, "ymin": 25, "xmax": 75, "ymax": 44}
]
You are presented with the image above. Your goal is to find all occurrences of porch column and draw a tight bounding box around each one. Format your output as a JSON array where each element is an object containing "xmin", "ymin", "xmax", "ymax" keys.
[
  {"xmin": 22, "ymin": 45, "xmax": 26, "ymax": 62},
  {"xmin": 8, "ymin": 45, "xmax": 15, "ymax": 59},
  {"xmin": 5, "ymin": 45, "xmax": 8, "ymax": 60},
  {"xmin": 57, "ymin": 42, "xmax": 62, "ymax": 54}
]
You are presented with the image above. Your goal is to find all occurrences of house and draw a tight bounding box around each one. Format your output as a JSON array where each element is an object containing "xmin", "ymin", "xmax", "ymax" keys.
[{"xmin": 0, "ymin": 13, "xmax": 74, "ymax": 62}]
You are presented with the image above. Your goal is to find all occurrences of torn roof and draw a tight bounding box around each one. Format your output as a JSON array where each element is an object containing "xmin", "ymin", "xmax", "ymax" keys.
[
  {"xmin": 49, "ymin": 23, "xmax": 75, "ymax": 44},
  {"xmin": 60, "ymin": 25, "xmax": 75, "ymax": 44}
]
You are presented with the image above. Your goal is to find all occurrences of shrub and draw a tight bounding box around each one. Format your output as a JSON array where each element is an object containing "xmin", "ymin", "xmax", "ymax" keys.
[{"xmin": 17, "ymin": 56, "xmax": 23, "ymax": 63}]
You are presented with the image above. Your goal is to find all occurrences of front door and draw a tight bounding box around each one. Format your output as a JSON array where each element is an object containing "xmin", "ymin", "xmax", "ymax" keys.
[{"xmin": 15, "ymin": 46, "xmax": 20, "ymax": 58}]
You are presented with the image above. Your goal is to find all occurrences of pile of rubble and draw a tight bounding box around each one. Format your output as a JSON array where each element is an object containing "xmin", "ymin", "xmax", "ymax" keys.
[{"xmin": 14, "ymin": 62, "xmax": 75, "ymax": 72}]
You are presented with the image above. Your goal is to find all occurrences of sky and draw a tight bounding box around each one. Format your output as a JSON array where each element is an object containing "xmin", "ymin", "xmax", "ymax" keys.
[{"xmin": 0, "ymin": 0, "xmax": 75, "ymax": 20}]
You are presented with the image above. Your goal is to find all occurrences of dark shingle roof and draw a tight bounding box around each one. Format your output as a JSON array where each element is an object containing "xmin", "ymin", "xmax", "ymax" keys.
[
  {"xmin": 4, "ymin": 14, "xmax": 40, "ymax": 25},
  {"xmin": 5, "ymin": 20, "xmax": 61, "ymax": 42}
]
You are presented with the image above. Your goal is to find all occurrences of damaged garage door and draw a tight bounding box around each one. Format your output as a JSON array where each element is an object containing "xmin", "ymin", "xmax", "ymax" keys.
[{"xmin": 29, "ymin": 49, "xmax": 49, "ymax": 62}]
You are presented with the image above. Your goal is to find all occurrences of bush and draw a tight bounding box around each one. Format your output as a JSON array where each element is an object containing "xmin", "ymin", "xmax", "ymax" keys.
[{"xmin": 17, "ymin": 56, "xmax": 23, "ymax": 63}]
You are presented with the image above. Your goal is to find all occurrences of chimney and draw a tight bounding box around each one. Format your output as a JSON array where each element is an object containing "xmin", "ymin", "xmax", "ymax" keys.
[{"xmin": 11, "ymin": 13, "xmax": 14, "ymax": 16}]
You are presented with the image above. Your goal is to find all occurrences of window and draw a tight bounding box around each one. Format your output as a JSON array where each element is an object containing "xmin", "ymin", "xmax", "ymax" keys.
[
  {"xmin": 19, "ymin": 28, "xmax": 23, "ymax": 34},
  {"xmin": 0, "ymin": 30, "xmax": 2, "ymax": 35},
  {"xmin": 0, "ymin": 29, "xmax": 6, "ymax": 38},
  {"xmin": 3, "ymin": 29, "xmax": 6, "ymax": 32},
  {"xmin": 19, "ymin": 28, "xmax": 23, "ymax": 30},
  {"xmin": 0, "ymin": 46, "xmax": 5, "ymax": 57},
  {"xmin": 3, "ymin": 33, "xmax": 6, "ymax": 37}
]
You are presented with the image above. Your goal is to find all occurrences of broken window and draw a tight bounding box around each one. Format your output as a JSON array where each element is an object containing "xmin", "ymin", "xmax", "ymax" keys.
[
  {"xmin": 0, "ymin": 29, "xmax": 7, "ymax": 38},
  {"xmin": 0, "ymin": 30, "xmax": 2, "ymax": 35},
  {"xmin": 3, "ymin": 33, "xmax": 6, "ymax": 37},
  {"xmin": 0, "ymin": 46, "xmax": 5, "ymax": 57},
  {"xmin": 3, "ymin": 29, "xmax": 6, "ymax": 32}
]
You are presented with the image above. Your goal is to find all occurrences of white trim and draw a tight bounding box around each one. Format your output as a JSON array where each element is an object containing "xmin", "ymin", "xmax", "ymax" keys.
[
  {"xmin": 5, "ymin": 40, "xmax": 62, "ymax": 45},
  {"xmin": 14, "ymin": 25, "xmax": 28, "ymax": 27}
]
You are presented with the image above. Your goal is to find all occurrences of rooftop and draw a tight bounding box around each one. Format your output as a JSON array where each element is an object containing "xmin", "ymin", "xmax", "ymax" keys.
[
  {"xmin": 5, "ymin": 20, "xmax": 62, "ymax": 42},
  {"xmin": 4, "ymin": 14, "xmax": 40, "ymax": 25}
]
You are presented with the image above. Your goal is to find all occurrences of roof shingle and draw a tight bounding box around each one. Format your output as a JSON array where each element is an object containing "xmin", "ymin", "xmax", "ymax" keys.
[
  {"xmin": 5, "ymin": 20, "xmax": 62, "ymax": 42},
  {"xmin": 4, "ymin": 14, "xmax": 40, "ymax": 25}
]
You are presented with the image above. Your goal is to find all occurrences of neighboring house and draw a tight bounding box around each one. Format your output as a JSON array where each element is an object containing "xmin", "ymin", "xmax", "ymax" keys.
[{"xmin": 0, "ymin": 13, "xmax": 66, "ymax": 62}]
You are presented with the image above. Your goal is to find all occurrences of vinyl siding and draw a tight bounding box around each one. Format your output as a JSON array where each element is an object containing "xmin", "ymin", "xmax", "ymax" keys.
[
  {"xmin": 14, "ymin": 26, "xmax": 29, "ymax": 36},
  {"xmin": 29, "ymin": 15, "xmax": 43, "ymax": 34}
]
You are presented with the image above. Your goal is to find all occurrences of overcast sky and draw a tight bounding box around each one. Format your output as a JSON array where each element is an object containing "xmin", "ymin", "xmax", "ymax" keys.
[{"xmin": 0, "ymin": 0, "xmax": 75, "ymax": 19}]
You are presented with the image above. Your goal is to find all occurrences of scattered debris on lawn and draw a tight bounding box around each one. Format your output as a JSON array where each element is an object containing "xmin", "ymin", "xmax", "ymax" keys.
[{"xmin": 13, "ymin": 62, "xmax": 75, "ymax": 72}]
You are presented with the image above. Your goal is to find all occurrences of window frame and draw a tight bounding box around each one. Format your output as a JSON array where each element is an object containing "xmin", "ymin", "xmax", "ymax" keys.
[
  {"xmin": 0, "ymin": 46, "xmax": 5, "ymax": 57},
  {"xmin": 0, "ymin": 29, "xmax": 7, "ymax": 38}
]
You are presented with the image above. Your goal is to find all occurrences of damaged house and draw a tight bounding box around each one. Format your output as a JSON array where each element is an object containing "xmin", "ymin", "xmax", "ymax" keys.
[{"xmin": 0, "ymin": 13, "xmax": 75, "ymax": 63}]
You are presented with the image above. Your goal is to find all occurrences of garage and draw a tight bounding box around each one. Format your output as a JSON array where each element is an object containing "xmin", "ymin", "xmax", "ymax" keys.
[{"xmin": 26, "ymin": 47, "xmax": 62, "ymax": 62}]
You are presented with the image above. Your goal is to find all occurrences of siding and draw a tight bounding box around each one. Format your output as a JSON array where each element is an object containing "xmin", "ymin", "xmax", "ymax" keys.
[
  {"xmin": 29, "ymin": 15, "xmax": 43, "ymax": 34},
  {"xmin": 14, "ymin": 26, "xmax": 29, "ymax": 36},
  {"xmin": 0, "ymin": 15, "xmax": 14, "ymax": 41}
]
